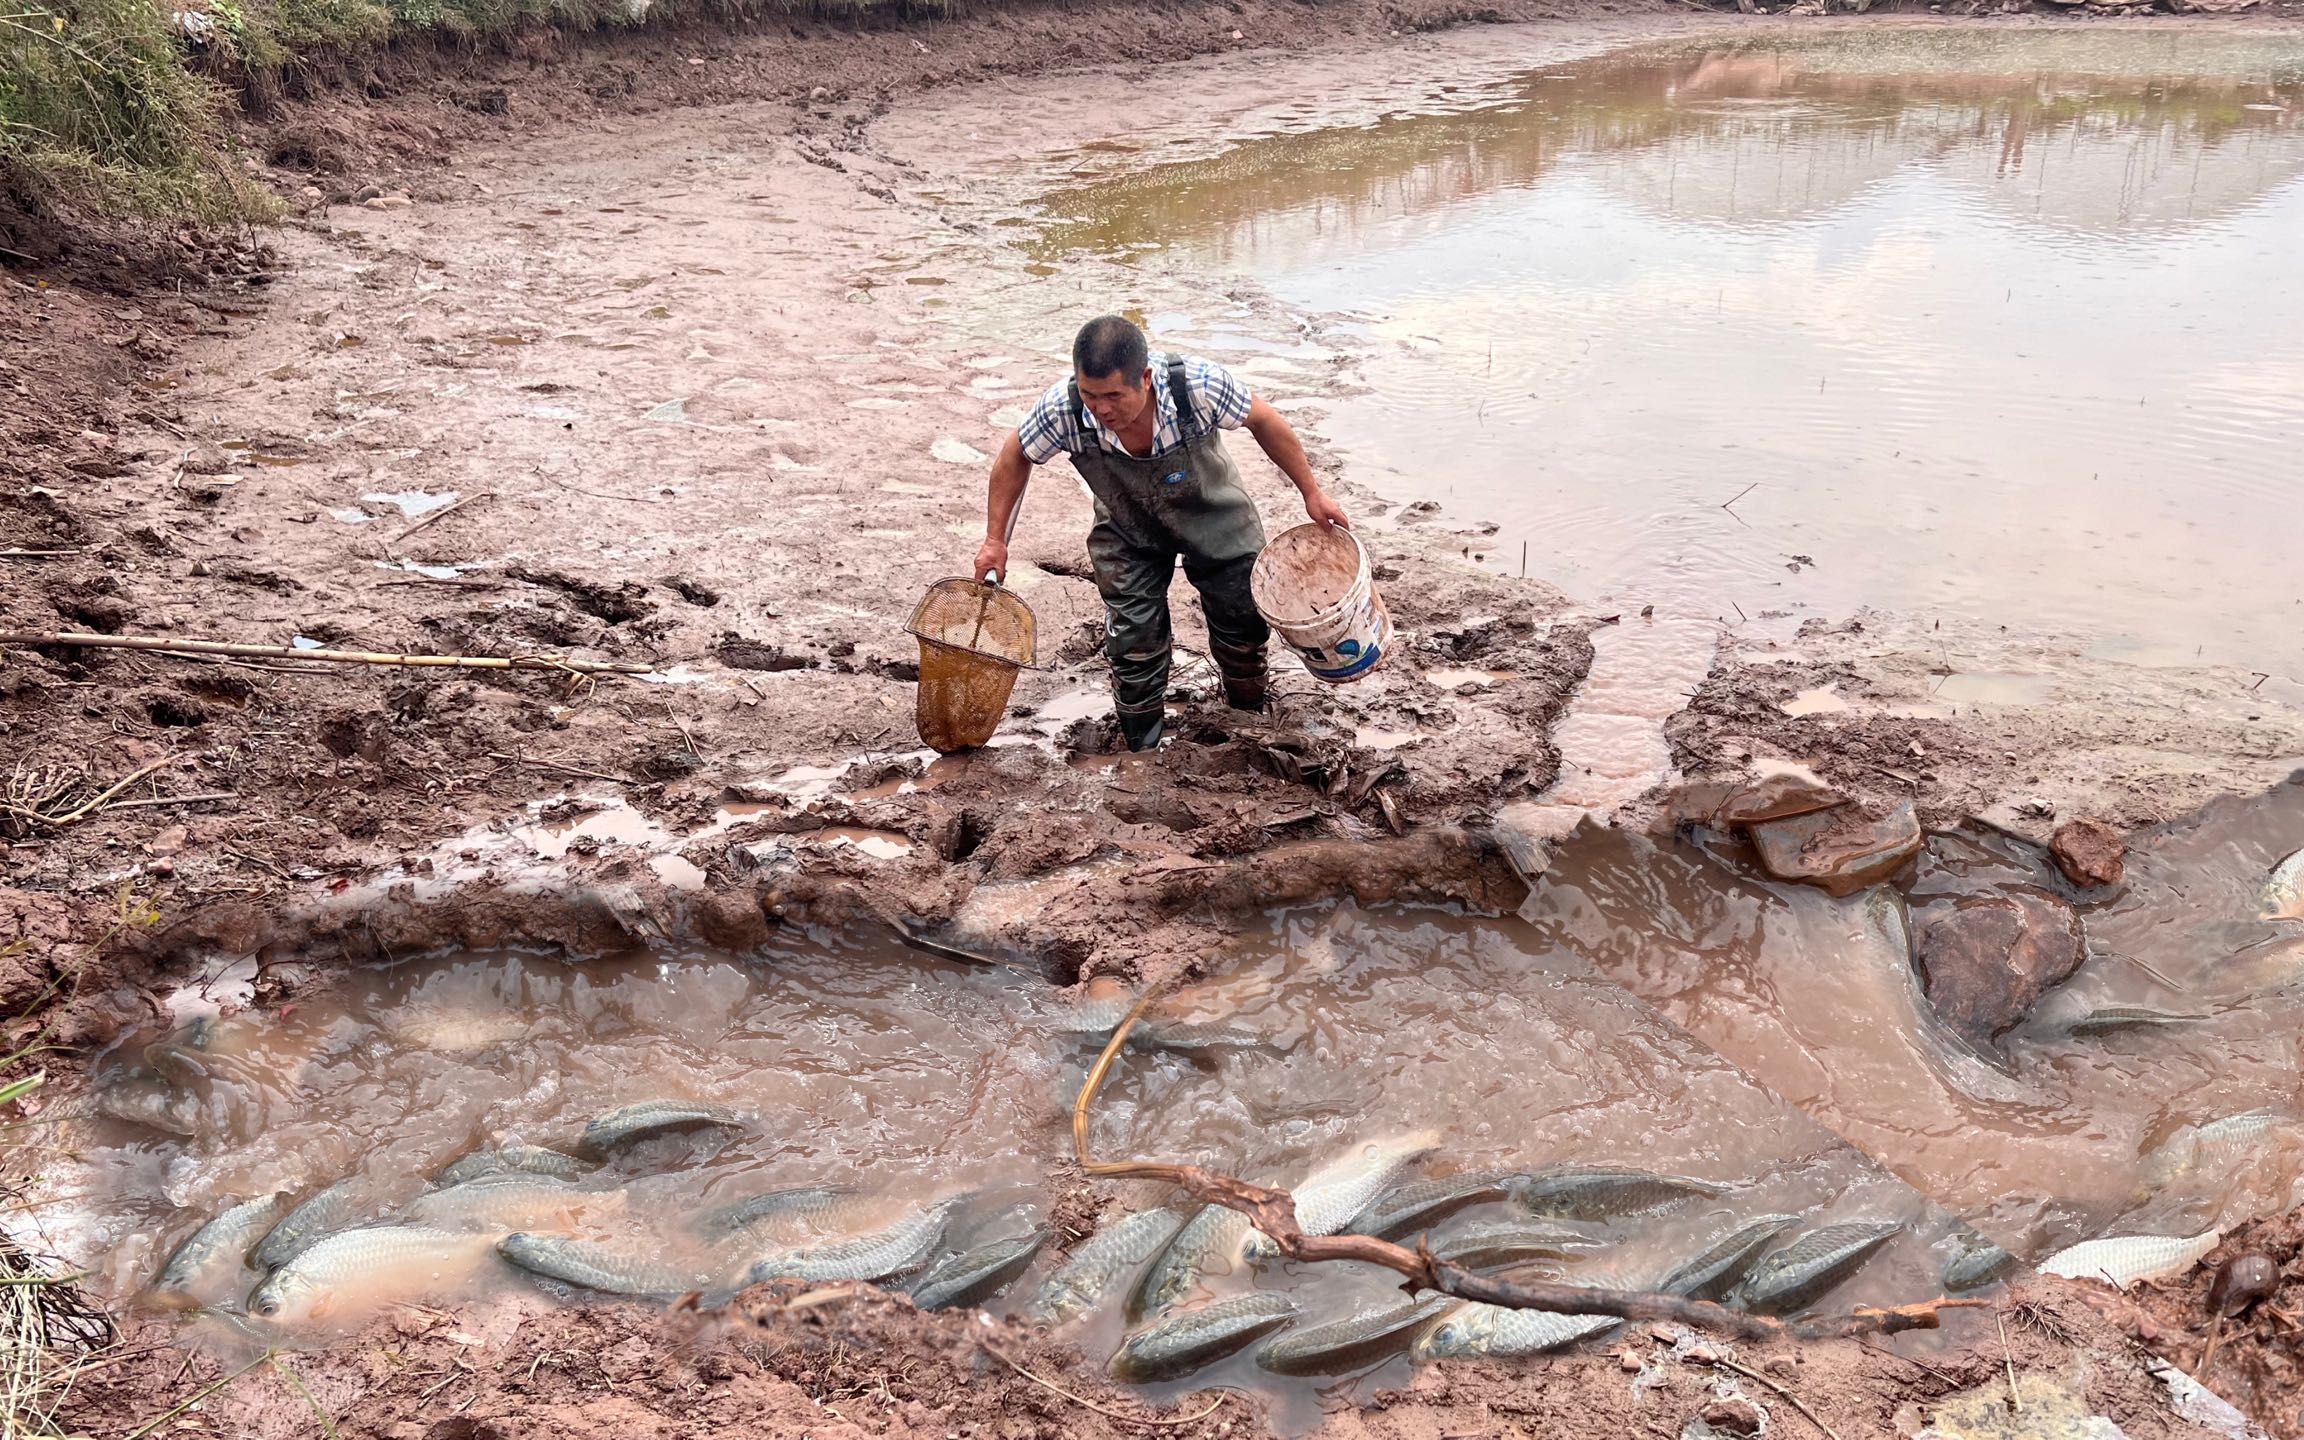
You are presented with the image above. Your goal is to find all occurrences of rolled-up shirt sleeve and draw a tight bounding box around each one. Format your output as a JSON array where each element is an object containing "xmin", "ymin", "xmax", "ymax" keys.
[
  {"xmin": 1016, "ymin": 379, "xmax": 1079, "ymax": 465},
  {"xmin": 1195, "ymin": 358, "xmax": 1254, "ymax": 429}
]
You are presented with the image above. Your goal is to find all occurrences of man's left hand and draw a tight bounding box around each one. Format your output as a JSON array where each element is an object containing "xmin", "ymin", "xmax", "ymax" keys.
[{"xmin": 1302, "ymin": 487, "xmax": 1352, "ymax": 529}]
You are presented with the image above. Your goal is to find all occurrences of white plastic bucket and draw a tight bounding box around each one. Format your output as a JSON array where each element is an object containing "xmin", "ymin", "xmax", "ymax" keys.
[{"xmin": 1250, "ymin": 523, "xmax": 1392, "ymax": 683}]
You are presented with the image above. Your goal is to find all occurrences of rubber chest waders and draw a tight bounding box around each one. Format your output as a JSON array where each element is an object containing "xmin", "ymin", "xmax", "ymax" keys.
[{"xmin": 1065, "ymin": 360, "xmax": 1271, "ymax": 750}]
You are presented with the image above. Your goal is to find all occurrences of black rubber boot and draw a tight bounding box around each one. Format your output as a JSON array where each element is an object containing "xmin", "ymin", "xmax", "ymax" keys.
[{"xmin": 1117, "ymin": 705, "xmax": 1166, "ymax": 752}]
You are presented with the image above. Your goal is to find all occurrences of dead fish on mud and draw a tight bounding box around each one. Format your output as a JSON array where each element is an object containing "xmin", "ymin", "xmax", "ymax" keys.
[
  {"xmin": 1243, "ymin": 1132, "xmax": 1440, "ymax": 1259},
  {"xmin": 2039, "ymin": 1228, "xmax": 2220, "ymax": 1289},
  {"xmin": 1431, "ymin": 1223, "xmax": 1593, "ymax": 1270},
  {"xmin": 1110, "ymin": 1293, "xmax": 1300, "ymax": 1382},
  {"xmin": 1732, "ymin": 1221, "xmax": 1902, "ymax": 1316},
  {"xmin": 2139, "ymin": 1111, "xmax": 2283, "ymax": 1190},
  {"xmin": 1258, "ymin": 1294, "xmax": 1453, "ymax": 1375},
  {"xmin": 252, "ymin": 1226, "xmax": 498, "ymax": 1324},
  {"xmin": 1412, "ymin": 1299, "xmax": 1617, "ymax": 1361},
  {"xmin": 497, "ymin": 1232, "xmax": 718, "ymax": 1302},
  {"xmin": 2261, "ymin": 847, "xmax": 2304, "ymax": 921},
  {"xmin": 1024, "ymin": 1207, "xmax": 1185, "ymax": 1326},
  {"xmin": 435, "ymin": 1144, "xmax": 593, "ymax": 1187},
  {"xmin": 1346, "ymin": 1168, "xmax": 1522, "ymax": 1241},
  {"xmin": 1504, "ymin": 1167, "xmax": 1730, "ymax": 1221},
  {"xmin": 907, "ymin": 1229, "xmax": 1047, "ymax": 1312},
  {"xmin": 577, "ymin": 1099, "xmax": 748, "ymax": 1160},
  {"xmin": 746, "ymin": 1197, "xmax": 961, "ymax": 1285},
  {"xmin": 151, "ymin": 1195, "xmax": 281, "ymax": 1310},
  {"xmin": 253, "ymin": 1180, "xmax": 371, "ymax": 1270},
  {"xmin": 1656, "ymin": 1215, "xmax": 1800, "ymax": 1300}
]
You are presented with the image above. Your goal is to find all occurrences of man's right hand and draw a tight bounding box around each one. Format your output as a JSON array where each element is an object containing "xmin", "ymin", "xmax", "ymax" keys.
[{"xmin": 973, "ymin": 537, "xmax": 1009, "ymax": 584}]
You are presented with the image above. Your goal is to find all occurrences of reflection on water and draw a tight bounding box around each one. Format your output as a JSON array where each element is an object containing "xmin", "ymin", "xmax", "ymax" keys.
[{"xmin": 1033, "ymin": 28, "xmax": 2304, "ymax": 670}]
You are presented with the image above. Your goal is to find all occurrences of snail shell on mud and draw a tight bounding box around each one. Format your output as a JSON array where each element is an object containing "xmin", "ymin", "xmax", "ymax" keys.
[{"xmin": 2207, "ymin": 1253, "xmax": 2280, "ymax": 1317}]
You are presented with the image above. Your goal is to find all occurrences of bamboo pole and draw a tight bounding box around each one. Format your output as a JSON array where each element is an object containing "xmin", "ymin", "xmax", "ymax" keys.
[{"xmin": 0, "ymin": 632, "xmax": 654, "ymax": 676}]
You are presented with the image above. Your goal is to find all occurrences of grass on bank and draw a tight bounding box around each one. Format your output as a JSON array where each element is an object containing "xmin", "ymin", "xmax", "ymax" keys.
[{"xmin": 0, "ymin": 0, "xmax": 960, "ymax": 225}]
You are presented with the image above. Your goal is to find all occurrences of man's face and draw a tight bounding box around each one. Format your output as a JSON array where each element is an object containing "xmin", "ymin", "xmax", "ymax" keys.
[{"xmin": 1077, "ymin": 367, "xmax": 1154, "ymax": 433}]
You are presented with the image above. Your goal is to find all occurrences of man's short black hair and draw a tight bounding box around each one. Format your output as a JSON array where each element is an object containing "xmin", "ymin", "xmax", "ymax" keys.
[{"xmin": 1073, "ymin": 315, "xmax": 1150, "ymax": 385}]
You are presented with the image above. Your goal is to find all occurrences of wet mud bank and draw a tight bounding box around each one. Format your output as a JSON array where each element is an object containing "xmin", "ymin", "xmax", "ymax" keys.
[{"xmin": 9, "ymin": 9, "xmax": 2304, "ymax": 1440}]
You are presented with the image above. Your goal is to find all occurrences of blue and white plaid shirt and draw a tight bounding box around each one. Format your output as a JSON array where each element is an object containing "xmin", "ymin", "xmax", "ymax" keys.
[{"xmin": 1016, "ymin": 352, "xmax": 1255, "ymax": 465}]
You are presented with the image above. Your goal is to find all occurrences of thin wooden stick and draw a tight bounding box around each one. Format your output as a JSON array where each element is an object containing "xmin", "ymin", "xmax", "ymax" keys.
[
  {"xmin": 485, "ymin": 751, "xmax": 631, "ymax": 786},
  {"xmin": 977, "ymin": 1340, "xmax": 1226, "ymax": 1428},
  {"xmin": 1707, "ymin": 1353, "xmax": 1842, "ymax": 1440},
  {"xmin": 0, "ymin": 632, "xmax": 652, "ymax": 676},
  {"xmin": 389, "ymin": 491, "xmax": 492, "ymax": 547},
  {"xmin": 100, "ymin": 792, "xmax": 237, "ymax": 813},
  {"xmin": 0, "ymin": 548, "xmax": 80, "ymax": 559}
]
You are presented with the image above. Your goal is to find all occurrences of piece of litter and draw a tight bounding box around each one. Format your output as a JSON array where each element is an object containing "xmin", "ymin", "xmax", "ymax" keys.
[
  {"xmin": 931, "ymin": 437, "xmax": 988, "ymax": 465},
  {"xmin": 644, "ymin": 399, "xmax": 689, "ymax": 423}
]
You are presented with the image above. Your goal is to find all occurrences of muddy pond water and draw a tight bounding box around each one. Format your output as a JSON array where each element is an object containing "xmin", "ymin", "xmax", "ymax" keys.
[
  {"xmin": 1030, "ymin": 26, "xmax": 2304, "ymax": 674},
  {"xmin": 56, "ymin": 772, "xmax": 2304, "ymax": 1420},
  {"xmin": 74, "ymin": 906, "xmax": 1982, "ymax": 1424}
]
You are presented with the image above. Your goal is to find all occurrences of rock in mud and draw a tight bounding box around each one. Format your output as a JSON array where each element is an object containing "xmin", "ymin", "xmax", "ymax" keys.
[
  {"xmin": 2049, "ymin": 818, "xmax": 2125, "ymax": 889},
  {"xmin": 1915, "ymin": 888, "xmax": 2087, "ymax": 1045},
  {"xmin": 1704, "ymin": 772, "xmax": 1847, "ymax": 827},
  {"xmin": 1745, "ymin": 801, "xmax": 1921, "ymax": 896}
]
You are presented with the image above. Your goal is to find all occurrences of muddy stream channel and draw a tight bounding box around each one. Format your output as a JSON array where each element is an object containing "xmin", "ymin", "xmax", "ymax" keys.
[{"xmin": 33, "ymin": 19, "xmax": 2304, "ymax": 1430}]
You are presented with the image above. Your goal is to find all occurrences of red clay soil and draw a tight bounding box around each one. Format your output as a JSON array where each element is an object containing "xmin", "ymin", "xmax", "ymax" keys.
[{"xmin": 57, "ymin": 1272, "xmax": 2234, "ymax": 1439}]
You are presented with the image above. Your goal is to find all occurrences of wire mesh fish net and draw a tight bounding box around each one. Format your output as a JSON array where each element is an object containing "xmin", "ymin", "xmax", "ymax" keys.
[{"xmin": 907, "ymin": 579, "xmax": 1036, "ymax": 754}]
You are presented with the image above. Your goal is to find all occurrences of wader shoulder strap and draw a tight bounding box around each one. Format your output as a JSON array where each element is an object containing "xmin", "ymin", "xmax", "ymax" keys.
[{"xmin": 1166, "ymin": 358, "xmax": 1199, "ymax": 438}]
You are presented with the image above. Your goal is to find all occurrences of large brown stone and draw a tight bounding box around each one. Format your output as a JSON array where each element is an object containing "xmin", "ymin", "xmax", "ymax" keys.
[
  {"xmin": 1746, "ymin": 801, "xmax": 1922, "ymax": 897},
  {"xmin": 2049, "ymin": 818, "xmax": 2124, "ymax": 889},
  {"xmin": 1915, "ymin": 888, "xmax": 2087, "ymax": 1044}
]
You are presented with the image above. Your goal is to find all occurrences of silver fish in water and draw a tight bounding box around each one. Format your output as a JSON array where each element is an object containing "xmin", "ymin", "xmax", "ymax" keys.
[
  {"xmin": 2061, "ymin": 1006, "xmax": 2210, "ymax": 1037},
  {"xmin": 747, "ymin": 1198, "xmax": 961, "ymax": 1285},
  {"xmin": 1023, "ymin": 1207, "xmax": 1185, "ymax": 1326},
  {"xmin": 252, "ymin": 1226, "xmax": 497, "ymax": 1324},
  {"xmin": 1244, "ymin": 1132, "xmax": 1440, "ymax": 1259},
  {"xmin": 907, "ymin": 1230, "xmax": 1046, "ymax": 1312},
  {"xmin": 1940, "ymin": 1232, "xmax": 2019, "ymax": 1292},
  {"xmin": 95, "ymin": 1076, "xmax": 203, "ymax": 1137},
  {"xmin": 1505, "ymin": 1167, "xmax": 1730, "ymax": 1221},
  {"xmin": 1345, "ymin": 1169, "xmax": 1520, "ymax": 1241},
  {"xmin": 693, "ymin": 1185, "xmax": 866, "ymax": 1244},
  {"xmin": 152, "ymin": 1195, "xmax": 280, "ymax": 1309},
  {"xmin": 253, "ymin": 1180, "xmax": 370, "ymax": 1271},
  {"xmin": 1129, "ymin": 1204, "xmax": 1250, "ymax": 1320},
  {"xmin": 497, "ymin": 1232, "xmax": 719, "ymax": 1301},
  {"xmin": 1412, "ymin": 1299, "xmax": 1617, "ymax": 1360},
  {"xmin": 434, "ymin": 1145, "xmax": 593, "ymax": 1187},
  {"xmin": 1109, "ymin": 1293, "xmax": 1299, "ymax": 1382},
  {"xmin": 1732, "ymin": 1221, "xmax": 1901, "ymax": 1316},
  {"xmin": 577, "ymin": 1099, "xmax": 746, "ymax": 1160},
  {"xmin": 2039, "ymin": 1229, "xmax": 2220, "ymax": 1290},
  {"xmin": 1257, "ymin": 1294, "xmax": 1452, "ymax": 1375},
  {"xmin": 2139, "ymin": 1111, "xmax": 2282, "ymax": 1190},
  {"xmin": 1656, "ymin": 1215, "xmax": 1800, "ymax": 1301},
  {"xmin": 406, "ymin": 1175, "xmax": 612, "ymax": 1234},
  {"xmin": 1431, "ymin": 1224, "xmax": 1592, "ymax": 1270}
]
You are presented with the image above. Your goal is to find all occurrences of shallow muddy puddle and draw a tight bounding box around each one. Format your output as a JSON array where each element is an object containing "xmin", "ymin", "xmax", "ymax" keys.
[
  {"xmin": 60, "ymin": 909, "xmax": 1985, "ymax": 1425},
  {"xmin": 1026, "ymin": 27, "xmax": 2304, "ymax": 673}
]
